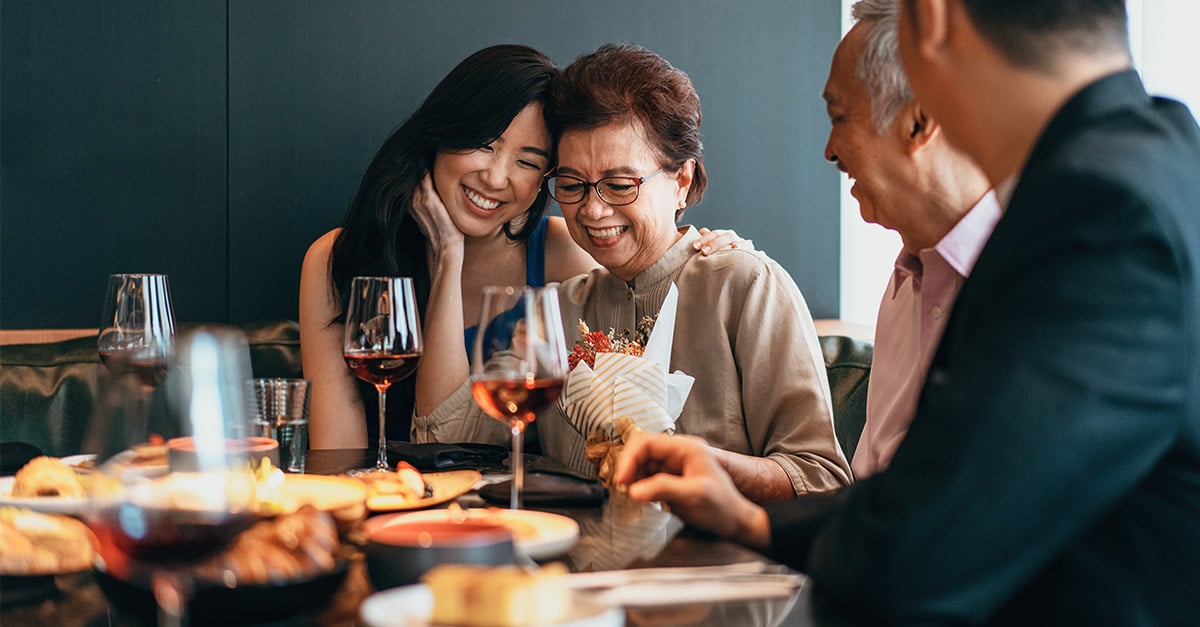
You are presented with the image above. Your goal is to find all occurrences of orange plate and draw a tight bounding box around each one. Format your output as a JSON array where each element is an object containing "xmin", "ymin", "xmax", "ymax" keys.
[{"xmin": 363, "ymin": 469, "xmax": 482, "ymax": 512}]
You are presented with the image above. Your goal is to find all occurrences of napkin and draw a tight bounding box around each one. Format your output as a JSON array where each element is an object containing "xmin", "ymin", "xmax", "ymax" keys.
[
  {"xmin": 568, "ymin": 562, "xmax": 806, "ymax": 607},
  {"xmin": 385, "ymin": 441, "xmax": 508, "ymax": 471},
  {"xmin": 478, "ymin": 470, "xmax": 608, "ymax": 507},
  {"xmin": 560, "ymin": 284, "xmax": 695, "ymax": 440}
]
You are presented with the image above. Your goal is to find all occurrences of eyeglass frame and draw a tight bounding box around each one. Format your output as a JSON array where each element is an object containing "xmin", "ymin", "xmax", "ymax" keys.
[{"xmin": 544, "ymin": 168, "xmax": 665, "ymax": 206}]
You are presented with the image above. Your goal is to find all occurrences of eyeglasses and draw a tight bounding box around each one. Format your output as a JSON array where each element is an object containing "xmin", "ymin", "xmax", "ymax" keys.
[{"xmin": 545, "ymin": 169, "xmax": 664, "ymax": 206}]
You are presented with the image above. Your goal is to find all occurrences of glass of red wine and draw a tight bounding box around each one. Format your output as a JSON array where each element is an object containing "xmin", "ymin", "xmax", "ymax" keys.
[
  {"xmin": 98, "ymin": 273, "xmax": 176, "ymax": 394},
  {"xmin": 85, "ymin": 326, "xmax": 259, "ymax": 627},
  {"xmin": 342, "ymin": 276, "xmax": 423, "ymax": 473},
  {"xmin": 470, "ymin": 286, "xmax": 568, "ymax": 509}
]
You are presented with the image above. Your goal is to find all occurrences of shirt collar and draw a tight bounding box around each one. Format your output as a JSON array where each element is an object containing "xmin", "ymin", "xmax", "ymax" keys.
[{"xmin": 889, "ymin": 190, "xmax": 1003, "ymax": 298}]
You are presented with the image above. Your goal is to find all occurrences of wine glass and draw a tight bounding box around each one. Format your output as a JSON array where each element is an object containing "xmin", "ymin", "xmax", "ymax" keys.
[
  {"xmin": 470, "ymin": 286, "xmax": 569, "ymax": 509},
  {"xmin": 98, "ymin": 273, "xmax": 176, "ymax": 395},
  {"xmin": 342, "ymin": 276, "xmax": 423, "ymax": 473},
  {"xmin": 85, "ymin": 326, "xmax": 259, "ymax": 627}
]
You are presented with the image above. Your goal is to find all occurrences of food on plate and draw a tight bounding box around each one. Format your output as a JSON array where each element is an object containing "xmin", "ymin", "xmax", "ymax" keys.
[
  {"xmin": 11, "ymin": 456, "xmax": 85, "ymax": 498},
  {"xmin": 130, "ymin": 434, "xmax": 168, "ymax": 466},
  {"xmin": 357, "ymin": 461, "xmax": 431, "ymax": 507},
  {"xmin": 0, "ymin": 507, "xmax": 96, "ymax": 575},
  {"xmin": 193, "ymin": 504, "xmax": 340, "ymax": 585},
  {"xmin": 423, "ymin": 562, "xmax": 570, "ymax": 627}
]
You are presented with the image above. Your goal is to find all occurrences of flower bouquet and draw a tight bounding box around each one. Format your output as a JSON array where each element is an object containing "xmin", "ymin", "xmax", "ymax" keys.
[{"xmin": 559, "ymin": 284, "xmax": 694, "ymax": 484}]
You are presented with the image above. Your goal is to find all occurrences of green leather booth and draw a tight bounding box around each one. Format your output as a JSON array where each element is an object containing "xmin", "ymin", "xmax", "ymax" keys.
[{"xmin": 0, "ymin": 320, "xmax": 302, "ymax": 457}]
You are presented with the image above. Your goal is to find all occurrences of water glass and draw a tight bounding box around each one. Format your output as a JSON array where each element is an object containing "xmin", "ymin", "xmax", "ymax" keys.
[{"xmin": 249, "ymin": 378, "xmax": 311, "ymax": 473}]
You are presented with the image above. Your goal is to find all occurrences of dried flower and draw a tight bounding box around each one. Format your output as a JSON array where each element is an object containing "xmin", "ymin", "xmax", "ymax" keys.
[{"xmin": 567, "ymin": 316, "xmax": 657, "ymax": 370}]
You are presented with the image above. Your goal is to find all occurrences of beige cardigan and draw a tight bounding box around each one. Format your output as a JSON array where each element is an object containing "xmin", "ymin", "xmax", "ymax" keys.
[{"xmin": 413, "ymin": 227, "xmax": 851, "ymax": 495}]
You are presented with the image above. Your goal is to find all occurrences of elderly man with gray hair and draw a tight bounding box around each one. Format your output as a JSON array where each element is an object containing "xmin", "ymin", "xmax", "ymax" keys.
[{"xmin": 822, "ymin": 0, "xmax": 1000, "ymax": 477}]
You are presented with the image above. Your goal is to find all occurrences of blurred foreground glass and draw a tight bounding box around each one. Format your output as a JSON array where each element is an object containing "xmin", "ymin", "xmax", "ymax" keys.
[
  {"xmin": 470, "ymin": 286, "xmax": 569, "ymax": 509},
  {"xmin": 84, "ymin": 326, "xmax": 257, "ymax": 627},
  {"xmin": 98, "ymin": 273, "xmax": 175, "ymax": 395},
  {"xmin": 343, "ymin": 276, "xmax": 423, "ymax": 473},
  {"xmin": 249, "ymin": 378, "xmax": 311, "ymax": 473}
]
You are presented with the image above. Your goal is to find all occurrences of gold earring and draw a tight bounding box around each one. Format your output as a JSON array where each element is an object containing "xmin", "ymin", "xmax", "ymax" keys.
[{"xmin": 678, "ymin": 200, "xmax": 687, "ymax": 210}]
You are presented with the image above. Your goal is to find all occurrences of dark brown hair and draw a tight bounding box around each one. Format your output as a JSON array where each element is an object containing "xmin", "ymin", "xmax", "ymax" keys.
[{"xmin": 553, "ymin": 43, "xmax": 707, "ymax": 218}]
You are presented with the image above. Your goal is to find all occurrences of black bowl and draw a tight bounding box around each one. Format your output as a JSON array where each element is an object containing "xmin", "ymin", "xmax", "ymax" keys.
[
  {"xmin": 94, "ymin": 559, "xmax": 348, "ymax": 625},
  {"xmin": 363, "ymin": 515, "xmax": 515, "ymax": 590}
]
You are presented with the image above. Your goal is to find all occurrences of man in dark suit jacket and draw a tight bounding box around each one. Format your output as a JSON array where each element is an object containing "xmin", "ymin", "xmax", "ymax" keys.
[{"xmin": 613, "ymin": 0, "xmax": 1200, "ymax": 624}]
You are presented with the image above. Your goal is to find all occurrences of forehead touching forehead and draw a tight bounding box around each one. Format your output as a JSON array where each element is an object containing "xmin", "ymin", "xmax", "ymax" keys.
[{"xmin": 558, "ymin": 120, "xmax": 661, "ymax": 176}]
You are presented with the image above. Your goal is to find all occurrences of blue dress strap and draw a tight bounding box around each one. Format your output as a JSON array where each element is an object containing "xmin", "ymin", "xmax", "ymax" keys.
[{"xmin": 525, "ymin": 215, "xmax": 548, "ymax": 287}]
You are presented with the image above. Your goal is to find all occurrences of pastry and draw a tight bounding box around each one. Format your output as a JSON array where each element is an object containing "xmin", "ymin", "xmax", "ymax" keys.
[
  {"xmin": 0, "ymin": 507, "xmax": 96, "ymax": 575},
  {"xmin": 11, "ymin": 456, "xmax": 85, "ymax": 498},
  {"xmin": 423, "ymin": 563, "xmax": 570, "ymax": 627},
  {"xmin": 359, "ymin": 461, "xmax": 430, "ymax": 507},
  {"xmin": 193, "ymin": 504, "xmax": 339, "ymax": 585}
]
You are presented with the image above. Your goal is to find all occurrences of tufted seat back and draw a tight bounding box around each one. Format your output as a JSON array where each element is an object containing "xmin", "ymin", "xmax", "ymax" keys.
[
  {"xmin": 0, "ymin": 320, "xmax": 302, "ymax": 457},
  {"xmin": 819, "ymin": 335, "xmax": 873, "ymax": 465}
]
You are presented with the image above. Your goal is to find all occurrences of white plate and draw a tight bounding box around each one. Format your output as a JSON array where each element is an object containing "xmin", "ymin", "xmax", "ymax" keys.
[
  {"xmin": 103, "ymin": 449, "xmax": 168, "ymax": 477},
  {"xmin": 360, "ymin": 583, "xmax": 623, "ymax": 627},
  {"xmin": 0, "ymin": 455, "xmax": 96, "ymax": 515},
  {"xmin": 370, "ymin": 508, "xmax": 579, "ymax": 560}
]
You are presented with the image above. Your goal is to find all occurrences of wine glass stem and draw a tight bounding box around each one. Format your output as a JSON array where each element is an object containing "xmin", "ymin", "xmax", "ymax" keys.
[
  {"xmin": 375, "ymin": 384, "xmax": 390, "ymax": 470},
  {"xmin": 152, "ymin": 569, "xmax": 191, "ymax": 627},
  {"xmin": 510, "ymin": 422, "xmax": 523, "ymax": 510}
]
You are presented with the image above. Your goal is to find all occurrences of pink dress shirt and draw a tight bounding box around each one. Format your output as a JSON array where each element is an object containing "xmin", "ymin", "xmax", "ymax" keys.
[{"xmin": 851, "ymin": 191, "xmax": 1003, "ymax": 478}]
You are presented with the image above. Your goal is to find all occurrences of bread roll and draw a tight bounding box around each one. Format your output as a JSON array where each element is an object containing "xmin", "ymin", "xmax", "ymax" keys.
[
  {"xmin": 0, "ymin": 507, "xmax": 96, "ymax": 575},
  {"xmin": 423, "ymin": 563, "xmax": 570, "ymax": 627}
]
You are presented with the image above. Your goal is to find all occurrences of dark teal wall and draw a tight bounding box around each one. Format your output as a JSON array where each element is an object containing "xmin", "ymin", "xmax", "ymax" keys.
[{"xmin": 2, "ymin": 0, "xmax": 842, "ymax": 328}]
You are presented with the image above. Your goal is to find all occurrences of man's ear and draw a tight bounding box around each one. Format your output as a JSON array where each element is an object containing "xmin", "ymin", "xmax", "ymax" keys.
[
  {"xmin": 901, "ymin": 101, "xmax": 940, "ymax": 154},
  {"xmin": 908, "ymin": 0, "xmax": 949, "ymax": 62}
]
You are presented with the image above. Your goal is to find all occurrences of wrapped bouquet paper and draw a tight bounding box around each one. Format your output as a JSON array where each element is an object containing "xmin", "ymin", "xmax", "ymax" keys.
[{"xmin": 560, "ymin": 284, "xmax": 695, "ymax": 483}]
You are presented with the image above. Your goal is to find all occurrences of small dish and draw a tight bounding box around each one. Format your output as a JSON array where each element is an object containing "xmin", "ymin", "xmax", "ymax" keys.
[
  {"xmin": 167, "ymin": 436, "xmax": 280, "ymax": 472},
  {"xmin": 360, "ymin": 583, "xmax": 623, "ymax": 627},
  {"xmin": 94, "ymin": 558, "xmax": 348, "ymax": 625},
  {"xmin": 367, "ymin": 508, "xmax": 579, "ymax": 560},
  {"xmin": 363, "ymin": 517, "xmax": 515, "ymax": 590}
]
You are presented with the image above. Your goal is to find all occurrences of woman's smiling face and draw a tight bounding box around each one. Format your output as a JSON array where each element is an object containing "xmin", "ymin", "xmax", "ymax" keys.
[
  {"xmin": 555, "ymin": 121, "xmax": 692, "ymax": 281},
  {"xmin": 431, "ymin": 102, "xmax": 552, "ymax": 238}
]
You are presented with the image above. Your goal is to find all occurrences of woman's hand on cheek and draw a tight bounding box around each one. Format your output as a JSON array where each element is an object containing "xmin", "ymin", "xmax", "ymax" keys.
[
  {"xmin": 694, "ymin": 227, "xmax": 754, "ymax": 256},
  {"xmin": 411, "ymin": 172, "xmax": 465, "ymax": 254}
]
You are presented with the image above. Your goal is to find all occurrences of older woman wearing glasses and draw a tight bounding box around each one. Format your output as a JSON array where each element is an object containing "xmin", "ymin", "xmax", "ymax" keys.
[{"xmin": 417, "ymin": 44, "xmax": 850, "ymax": 502}]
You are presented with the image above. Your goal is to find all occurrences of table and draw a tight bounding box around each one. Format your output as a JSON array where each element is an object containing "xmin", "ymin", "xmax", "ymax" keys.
[{"xmin": 1, "ymin": 449, "xmax": 830, "ymax": 627}]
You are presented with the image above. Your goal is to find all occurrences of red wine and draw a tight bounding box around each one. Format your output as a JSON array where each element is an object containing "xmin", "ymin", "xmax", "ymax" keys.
[
  {"xmin": 344, "ymin": 352, "xmax": 421, "ymax": 386},
  {"xmin": 99, "ymin": 351, "xmax": 169, "ymax": 389},
  {"xmin": 90, "ymin": 505, "xmax": 258, "ymax": 566},
  {"xmin": 471, "ymin": 378, "xmax": 564, "ymax": 426}
]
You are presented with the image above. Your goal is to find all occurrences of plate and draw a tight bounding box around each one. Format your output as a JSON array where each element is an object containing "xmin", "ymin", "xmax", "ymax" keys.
[
  {"xmin": 103, "ymin": 448, "xmax": 169, "ymax": 477},
  {"xmin": 278, "ymin": 474, "xmax": 368, "ymax": 512},
  {"xmin": 95, "ymin": 559, "xmax": 349, "ymax": 625},
  {"xmin": 371, "ymin": 508, "xmax": 579, "ymax": 560},
  {"xmin": 364, "ymin": 469, "xmax": 482, "ymax": 512},
  {"xmin": 0, "ymin": 455, "xmax": 96, "ymax": 515},
  {"xmin": 360, "ymin": 583, "xmax": 623, "ymax": 627}
]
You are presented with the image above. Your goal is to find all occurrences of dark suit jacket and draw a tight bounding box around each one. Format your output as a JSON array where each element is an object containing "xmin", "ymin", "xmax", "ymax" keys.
[{"xmin": 767, "ymin": 70, "xmax": 1200, "ymax": 626}]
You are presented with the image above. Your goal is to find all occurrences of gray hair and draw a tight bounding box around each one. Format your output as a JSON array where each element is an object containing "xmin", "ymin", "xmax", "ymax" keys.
[{"xmin": 851, "ymin": 0, "xmax": 914, "ymax": 133}]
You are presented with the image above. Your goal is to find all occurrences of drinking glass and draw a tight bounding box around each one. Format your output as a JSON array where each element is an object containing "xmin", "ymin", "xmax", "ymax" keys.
[
  {"xmin": 470, "ymin": 286, "xmax": 569, "ymax": 509},
  {"xmin": 98, "ymin": 273, "xmax": 176, "ymax": 395},
  {"xmin": 342, "ymin": 276, "xmax": 423, "ymax": 473},
  {"xmin": 85, "ymin": 327, "xmax": 259, "ymax": 627}
]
